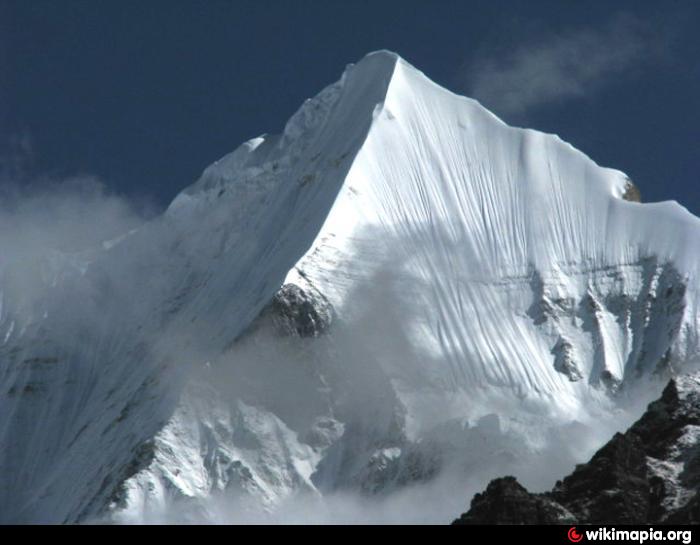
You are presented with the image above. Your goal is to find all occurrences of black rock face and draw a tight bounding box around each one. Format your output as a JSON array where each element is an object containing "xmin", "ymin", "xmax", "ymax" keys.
[
  {"xmin": 622, "ymin": 179, "xmax": 642, "ymax": 202},
  {"xmin": 453, "ymin": 374, "xmax": 700, "ymax": 525},
  {"xmin": 453, "ymin": 477, "xmax": 574, "ymax": 525},
  {"xmin": 268, "ymin": 283, "xmax": 334, "ymax": 337}
]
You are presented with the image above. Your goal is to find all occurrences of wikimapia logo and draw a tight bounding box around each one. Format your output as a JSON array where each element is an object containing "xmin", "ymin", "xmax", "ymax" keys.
[
  {"xmin": 567, "ymin": 526, "xmax": 692, "ymax": 544},
  {"xmin": 569, "ymin": 528, "xmax": 584, "ymax": 543}
]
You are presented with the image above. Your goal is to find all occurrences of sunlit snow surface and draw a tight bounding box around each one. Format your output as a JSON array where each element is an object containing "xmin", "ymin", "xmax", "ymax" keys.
[{"xmin": 2, "ymin": 51, "xmax": 700, "ymax": 523}]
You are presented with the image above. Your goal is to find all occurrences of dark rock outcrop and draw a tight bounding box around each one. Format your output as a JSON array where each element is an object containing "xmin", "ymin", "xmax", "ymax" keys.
[
  {"xmin": 267, "ymin": 283, "xmax": 334, "ymax": 337},
  {"xmin": 453, "ymin": 476, "xmax": 574, "ymax": 524},
  {"xmin": 453, "ymin": 374, "xmax": 700, "ymax": 524},
  {"xmin": 622, "ymin": 179, "xmax": 642, "ymax": 202},
  {"xmin": 238, "ymin": 282, "xmax": 334, "ymax": 341}
]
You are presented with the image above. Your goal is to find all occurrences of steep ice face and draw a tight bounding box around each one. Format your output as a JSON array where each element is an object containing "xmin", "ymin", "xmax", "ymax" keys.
[
  {"xmin": 285, "ymin": 54, "xmax": 700, "ymax": 418},
  {"xmin": 2, "ymin": 51, "xmax": 700, "ymax": 523}
]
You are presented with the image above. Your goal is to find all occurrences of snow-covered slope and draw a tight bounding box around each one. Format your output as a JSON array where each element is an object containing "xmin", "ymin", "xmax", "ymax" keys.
[
  {"xmin": 2, "ymin": 51, "xmax": 700, "ymax": 523},
  {"xmin": 299, "ymin": 53, "xmax": 700, "ymax": 419}
]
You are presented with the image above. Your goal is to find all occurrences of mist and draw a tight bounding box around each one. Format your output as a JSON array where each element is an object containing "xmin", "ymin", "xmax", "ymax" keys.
[{"xmin": 0, "ymin": 175, "xmax": 152, "ymax": 266}]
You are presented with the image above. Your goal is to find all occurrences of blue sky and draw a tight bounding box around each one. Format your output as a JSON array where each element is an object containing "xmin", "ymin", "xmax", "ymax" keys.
[{"xmin": 1, "ymin": 1, "xmax": 698, "ymax": 214}]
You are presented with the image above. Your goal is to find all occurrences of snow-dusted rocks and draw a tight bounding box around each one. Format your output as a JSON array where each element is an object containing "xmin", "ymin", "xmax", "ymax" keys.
[
  {"xmin": 454, "ymin": 373, "xmax": 700, "ymax": 524},
  {"xmin": 1, "ymin": 51, "xmax": 700, "ymax": 523}
]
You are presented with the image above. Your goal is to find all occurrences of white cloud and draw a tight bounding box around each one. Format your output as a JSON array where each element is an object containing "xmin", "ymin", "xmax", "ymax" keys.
[
  {"xmin": 465, "ymin": 14, "xmax": 667, "ymax": 116},
  {"xmin": 0, "ymin": 176, "xmax": 151, "ymax": 264},
  {"xmin": 0, "ymin": 130, "xmax": 155, "ymax": 264}
]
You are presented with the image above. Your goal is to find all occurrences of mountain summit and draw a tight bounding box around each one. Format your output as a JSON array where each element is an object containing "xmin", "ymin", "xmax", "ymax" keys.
[{"xmin": 1, "ymin": 51, "xmax": 699, "ymax": 523}]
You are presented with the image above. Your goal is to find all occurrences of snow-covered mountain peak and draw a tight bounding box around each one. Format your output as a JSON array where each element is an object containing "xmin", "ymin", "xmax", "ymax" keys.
[
  {"xmin": 267, "ymin": 52, "xmax": 700, "ymax": 407},
  {"xmin": 169, "ymin": 50, "xmax": 400, "ymax": 206},
  {"xmin": 2, "ymin": 51, "xmax": 700, "ymax": 523}
]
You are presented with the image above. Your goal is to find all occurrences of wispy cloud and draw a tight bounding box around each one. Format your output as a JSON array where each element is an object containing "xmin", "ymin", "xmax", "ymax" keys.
[
  {"xmin": 0, "ymin": 134, "xmax": 153, "ymax": 269},
  {"xmin": 0, "ymin": 131, "xmax": 155, "ymax": 261},
  {"xmin": 0, "ymin": 130, "xmax": 35, "ymax": 181},
  {"xmin": 465, "ymin": 14, "xmax": 668, "ymax": 116}
]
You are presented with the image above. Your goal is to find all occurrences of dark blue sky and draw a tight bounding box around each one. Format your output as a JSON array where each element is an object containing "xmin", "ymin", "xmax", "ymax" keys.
[{"xmin": 1, "ymin": 1, "xmax": 699, "ymax": 214}]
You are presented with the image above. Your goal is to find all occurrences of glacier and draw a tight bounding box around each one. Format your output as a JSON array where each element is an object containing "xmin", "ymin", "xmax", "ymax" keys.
[{"xmin": 1, "ymin": 51, "xmax": 700, "ymax": 523}]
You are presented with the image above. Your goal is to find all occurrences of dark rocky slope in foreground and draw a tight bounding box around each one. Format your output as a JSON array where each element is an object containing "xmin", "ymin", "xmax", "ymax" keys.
[{"xmin": 454, "ymin": 374, "xmax": 700, "ymax": 524}]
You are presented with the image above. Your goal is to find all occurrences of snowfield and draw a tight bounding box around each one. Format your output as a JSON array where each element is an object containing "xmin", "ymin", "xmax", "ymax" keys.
[{"xmin": 1, "ymin": 51, "xmax": 700, "ymax": 523}]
